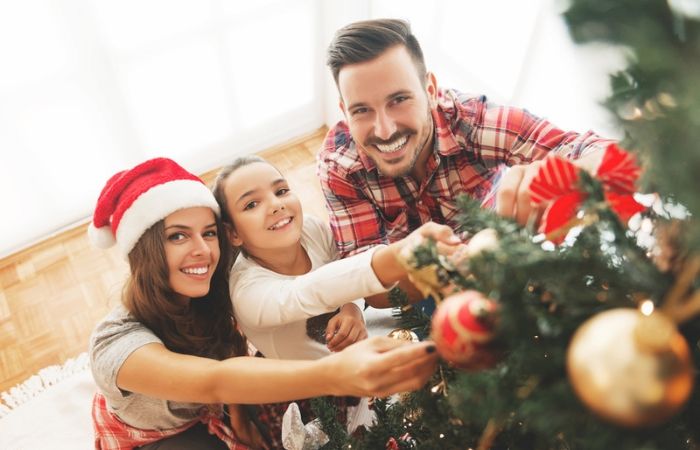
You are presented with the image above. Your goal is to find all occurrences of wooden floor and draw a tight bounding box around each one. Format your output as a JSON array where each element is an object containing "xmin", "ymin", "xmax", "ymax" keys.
[{"xmin": 0, "ymin": 128, "xmax": 328, "ymax": 394}]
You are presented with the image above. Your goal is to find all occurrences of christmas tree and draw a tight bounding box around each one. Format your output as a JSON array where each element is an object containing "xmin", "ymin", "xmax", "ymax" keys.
[{"xmin": 311, "ymin": 1, "xmax": 700, "ymax": 448}]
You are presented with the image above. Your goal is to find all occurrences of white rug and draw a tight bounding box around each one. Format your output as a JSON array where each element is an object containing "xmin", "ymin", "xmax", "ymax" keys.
[{"xmin": 0, "ymin": 353, "xmax": 95, "ymax": 450}]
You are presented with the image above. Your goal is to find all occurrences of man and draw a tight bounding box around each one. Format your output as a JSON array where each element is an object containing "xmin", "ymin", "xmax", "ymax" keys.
[{"xmin": 318, "ymin": 18, "xmax": 613, "ymax": 262}]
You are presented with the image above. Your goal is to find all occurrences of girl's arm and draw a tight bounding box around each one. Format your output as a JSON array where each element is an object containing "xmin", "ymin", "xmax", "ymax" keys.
[
  {"xmin": 234, "ymin": 222, "xmax": 458, "ymax": 328},
  {"xmin": 116, "ymin": 336, "xmax": 438, "ymax": 404}
]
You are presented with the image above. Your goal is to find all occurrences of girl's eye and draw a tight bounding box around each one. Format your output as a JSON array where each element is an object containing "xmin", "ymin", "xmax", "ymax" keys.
[
  {"xmin": 167, "ymin": 232, "xmax": 187, "ymax": 242},
  {"xmin": 276, "ymin": 188, "xmax": 290, "ymax": 196},
  {"xmin": 244, "ymin": 201, "xmax": 258, "ymax": 210}
]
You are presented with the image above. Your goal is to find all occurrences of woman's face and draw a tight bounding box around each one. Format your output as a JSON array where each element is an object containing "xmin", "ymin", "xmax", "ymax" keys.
[
  {"xmin": 163, "ymin": 206, "xmax": 220, "ymax": 301},
  {"xmin": 223, "ymin": 161, "xmax": 303, "ymax": 257}
]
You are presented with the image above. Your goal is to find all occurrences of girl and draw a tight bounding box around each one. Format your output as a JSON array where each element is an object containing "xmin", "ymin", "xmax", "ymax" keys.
[
  {"xmin": 88, "ymin": 157, "xmax": 439, "ymax": 450},
  {"xmin": 212, "ymin": 155, "xmax": 459, "ymax": 361}
]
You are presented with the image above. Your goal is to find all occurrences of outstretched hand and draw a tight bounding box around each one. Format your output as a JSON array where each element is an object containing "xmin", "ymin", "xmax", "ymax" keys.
[
  {"xmin": 495, "ymin": 160, "xmax": 544, "ymax": 226},
  {"xmin": 495, "ymin": 152, "xmax": 605, "ymax": 226},
  {"xmin": 324, "ymin": 336, "xmax": 439, "ymax": 398},
  {"xmin": 400, "ymin": 221, "xmax": 461, "ymax": 257}
]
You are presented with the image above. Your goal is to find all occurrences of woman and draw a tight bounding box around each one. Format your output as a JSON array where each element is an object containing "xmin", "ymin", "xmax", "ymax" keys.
[{"xmin": 87, "ymin": 157, "xmax": 438, "ymax": 449}]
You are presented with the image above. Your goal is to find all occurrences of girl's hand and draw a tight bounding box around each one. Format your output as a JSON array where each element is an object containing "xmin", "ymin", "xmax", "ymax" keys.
[
  {"xmin": 325, "ymin": 303, "xmax": 368, "ymax": 352},
  {"xmin": 399, "ymin": 221, "xmax": 461, "ymax": 258}
]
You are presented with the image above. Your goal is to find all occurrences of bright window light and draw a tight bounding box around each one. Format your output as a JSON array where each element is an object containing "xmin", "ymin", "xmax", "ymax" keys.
[
  {"xmin": 0, "ymin": 0, "xmax": 69, "ymax": 91},
  {"xmin": 91, "ymin": 0, "xmax": 211, "ymax": 53},
  {"xmin": 226, "ymin": 2, "xmax": 315, "ymax": 127},
  {"xmin": 121, "ymin": 38, "xmax": 234, "ymax": 157}
]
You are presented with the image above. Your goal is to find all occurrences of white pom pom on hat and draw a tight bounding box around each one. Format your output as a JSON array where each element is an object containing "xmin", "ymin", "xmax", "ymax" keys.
[
  {"xmin": 88, "ymin": 157, "xmax": 219, "ymax": 259},
  {"xmin": 87, "ymin": 222, "xmax": 117, "ymax": 249}
]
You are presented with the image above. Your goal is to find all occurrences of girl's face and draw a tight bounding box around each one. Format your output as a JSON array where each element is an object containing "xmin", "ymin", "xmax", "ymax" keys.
[
  {"xmin": 223, "ymin": 161, "xmax": 303, "ymax": 257},
  {"xmin": 163, "ymin": 206, "xmax": 220, "ymax": 301}
]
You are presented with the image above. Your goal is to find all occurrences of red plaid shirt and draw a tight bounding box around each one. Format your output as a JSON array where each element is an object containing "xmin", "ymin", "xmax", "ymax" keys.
[
  {"xmin": 92, "ymin": 393, "xmax": 250, "ymax": 450},
  {"xmin": 318, "ymin": 89, "xmax": 614, "ymax": 257}
]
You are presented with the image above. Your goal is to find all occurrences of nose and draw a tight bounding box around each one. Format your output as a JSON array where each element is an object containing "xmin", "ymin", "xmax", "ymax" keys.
[
  {"xmin": 191, "ymin": 234, "xmax": 211, "ymax": 257},
  {"xmin": 373, "ymin": 109, "xmax": 397, "ymax": 141},
  {"xmin": 269, "ymin": 193, "xmax": 285, "ymax": 214}
]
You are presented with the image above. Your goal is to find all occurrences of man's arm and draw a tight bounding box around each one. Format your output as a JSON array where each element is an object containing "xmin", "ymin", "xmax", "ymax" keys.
[{"xmin": 468, "ymin": 98, "xmax": 614, "ymax": 224}]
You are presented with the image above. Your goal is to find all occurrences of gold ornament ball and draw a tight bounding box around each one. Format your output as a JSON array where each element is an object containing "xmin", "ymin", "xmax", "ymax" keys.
[
  {"xmin": 566, "ymin": 308, "xmax": 694, "ymax": 427},
  {"xmin": 387, "ymin": 328, "xmax": 420, "ymax": 343}
]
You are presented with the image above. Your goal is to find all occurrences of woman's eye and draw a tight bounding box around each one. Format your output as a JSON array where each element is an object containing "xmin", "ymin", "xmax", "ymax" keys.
[
  {"xmin": 276, "ymin": 188, "xmax": 290, "ymax": 196},
  {"xmin": 203, "ymin": 230, "xmax": 218, "ymax": 238},
  {"xmin": 167, "ymin": 232, "xmax": 186, "ymax": 242}
]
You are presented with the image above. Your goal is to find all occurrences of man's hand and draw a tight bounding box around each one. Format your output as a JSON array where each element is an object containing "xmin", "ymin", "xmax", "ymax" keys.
[
  {"xmin": 496, "ymin": 152, "xmax": 604, "ymax": 227},
  {"xmin": 326, "ymin": 303, "xmax": 368, "ymax": 352},
  {"xmin": 495, "ymin": 160, "xmax": 544, "ymax": 226}
]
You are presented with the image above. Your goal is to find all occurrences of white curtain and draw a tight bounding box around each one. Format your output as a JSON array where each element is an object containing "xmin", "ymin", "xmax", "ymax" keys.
[{"xmin": 0, "ymin": 0, "xmax": 322, "ymax": 257}]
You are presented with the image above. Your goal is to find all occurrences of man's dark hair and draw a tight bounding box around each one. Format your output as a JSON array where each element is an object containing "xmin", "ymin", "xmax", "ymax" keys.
[{"xmin": 326, "ymin": 18, "xmax": 426, "ymax": 86}]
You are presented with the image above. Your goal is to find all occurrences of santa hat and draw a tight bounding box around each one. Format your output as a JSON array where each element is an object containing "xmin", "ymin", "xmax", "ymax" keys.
[{"xmin": 88, "ymin": 157, "xmax": 220, "ymax": 259}]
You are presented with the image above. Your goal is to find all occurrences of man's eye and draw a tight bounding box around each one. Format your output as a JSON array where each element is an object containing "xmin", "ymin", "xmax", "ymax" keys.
[{"xmin": 351, "ymin": 108, "xmax": 368, "ymax": 116}]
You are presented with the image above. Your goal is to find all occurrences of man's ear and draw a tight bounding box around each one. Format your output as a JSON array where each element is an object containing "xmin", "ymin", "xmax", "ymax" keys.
[
  {"xmin": 225, "ymin": 222, "xmax": 243, "ymax": 247},
  {"xmin": 425, "ymin": 71, "xmax": 438, "ymax": 108}
]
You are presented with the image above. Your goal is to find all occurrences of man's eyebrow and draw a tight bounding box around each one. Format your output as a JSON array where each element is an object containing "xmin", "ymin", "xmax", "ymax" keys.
[{"xmin": 346, "ymin": 90, "xmax": 413, "ymax": 110}]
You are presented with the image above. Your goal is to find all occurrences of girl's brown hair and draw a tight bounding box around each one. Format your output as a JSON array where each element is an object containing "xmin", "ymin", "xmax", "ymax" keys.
[
  {"xmin": 212, "ymin": 155, "xmax": 268, "ymax": 230},
  {"xmin": 123, "ymin": 214, "xmax": 246, "ymax": 360}
]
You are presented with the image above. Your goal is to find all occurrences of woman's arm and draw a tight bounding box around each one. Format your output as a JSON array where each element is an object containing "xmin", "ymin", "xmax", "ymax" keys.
[{"xmin": 116, "ymin": 336, "xmax": 438, "ymax": 404}]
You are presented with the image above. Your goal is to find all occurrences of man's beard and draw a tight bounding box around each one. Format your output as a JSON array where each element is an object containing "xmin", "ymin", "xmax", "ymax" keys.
[{"xmin": 367, "ymin": 110, "xmax": 434, "ymax": 178}]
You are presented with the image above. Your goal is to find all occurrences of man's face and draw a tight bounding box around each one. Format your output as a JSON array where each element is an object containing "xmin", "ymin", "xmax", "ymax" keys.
[{"xmin": 338, "ymin": 45, "xmax": 437, "ymax": 179}]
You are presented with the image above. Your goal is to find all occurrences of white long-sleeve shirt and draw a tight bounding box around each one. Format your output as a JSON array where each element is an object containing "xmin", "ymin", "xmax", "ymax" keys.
[{"xmin": 229, "ymin": 214, "xmax": 388, "ymax": 360}]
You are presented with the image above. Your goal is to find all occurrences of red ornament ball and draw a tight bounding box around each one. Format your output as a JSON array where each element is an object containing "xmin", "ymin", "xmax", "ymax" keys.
[{"xmin": 431, "ymin": 290, "xmax": 500, "ymax": 368}]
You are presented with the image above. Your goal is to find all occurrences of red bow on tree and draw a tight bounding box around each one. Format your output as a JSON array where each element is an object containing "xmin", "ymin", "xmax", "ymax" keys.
[{"xmin": 528, "ymin": 144, "xmax": 646, "ymax": 243}]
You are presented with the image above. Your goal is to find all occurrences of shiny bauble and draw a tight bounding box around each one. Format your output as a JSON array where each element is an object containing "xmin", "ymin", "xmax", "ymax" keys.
[
  {"xmin": 387, "ymin": 328, "xmax": 420, "ymax": 343},
  {"xmin": 430, "ymin": 290, "xmax": 500, "ymax": 369},
  {"xmin": 566, "ymin": 308, "xmax": 694, "ymax": 427}
]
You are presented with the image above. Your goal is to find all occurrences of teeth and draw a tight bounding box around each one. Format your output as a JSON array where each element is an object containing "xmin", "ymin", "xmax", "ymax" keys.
[
  {"xmin": 181, "ymin": 266, "xmax": 208, "ymax": 275},
  {"xmin": 375, "ymin": 135, "xmax": 408, "ymax": 153},
  {"xmin": 268, "ymin": 217, "xmax": 292, "ymax": 230}
]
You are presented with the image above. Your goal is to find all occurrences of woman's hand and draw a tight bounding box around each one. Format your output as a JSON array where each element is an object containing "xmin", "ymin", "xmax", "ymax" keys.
[
  {"xmin": 322, "ymin": 336, "xmax": 439, "ymax": 398},
  {"xmin": 325, "ymin": 303, "xmax": 368, "ymax": 352}
]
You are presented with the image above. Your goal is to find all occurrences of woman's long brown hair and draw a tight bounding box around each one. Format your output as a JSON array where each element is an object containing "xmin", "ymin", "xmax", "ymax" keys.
[{"xmin": 123, "ymin": 215, "xmax": 246, "ymax": 360}]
